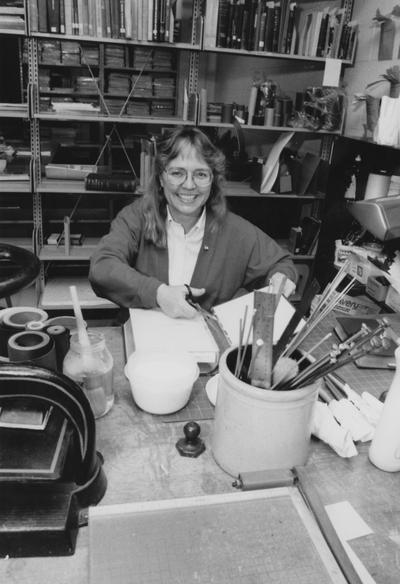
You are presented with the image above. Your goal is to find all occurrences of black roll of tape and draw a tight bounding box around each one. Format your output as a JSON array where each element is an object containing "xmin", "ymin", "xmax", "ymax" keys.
[
  {"xmin": 7, "ymin": 331, "xmax": 57, "ymax": 371},
  {"xmin": 46, "ymin": 325, "xmax": 70, "ymax": 372}
]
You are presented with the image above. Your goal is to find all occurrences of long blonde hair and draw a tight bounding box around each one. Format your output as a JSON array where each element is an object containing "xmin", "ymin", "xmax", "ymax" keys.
[{"xmin": 142, "ymin": 127, "xmax": 227, "ymax": 247}]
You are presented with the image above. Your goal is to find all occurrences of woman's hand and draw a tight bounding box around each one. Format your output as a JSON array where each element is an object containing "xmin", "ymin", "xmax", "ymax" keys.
[
  {"xmin": 269, "ymin": 273, "xmax": 297, "ymax": 298},
  {"xmin": 156, "ymin": 284, "xmax": 206, "ymax": 318}
]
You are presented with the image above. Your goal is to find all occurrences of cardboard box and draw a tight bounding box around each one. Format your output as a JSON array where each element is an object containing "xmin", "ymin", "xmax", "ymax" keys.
[
  {"xmin": 385, "ymin": 286, "xmax": 400, "ymax": 312},
  {"xmin": 333, "ymin": 293, "xmax": 381, "ymax": 316}
]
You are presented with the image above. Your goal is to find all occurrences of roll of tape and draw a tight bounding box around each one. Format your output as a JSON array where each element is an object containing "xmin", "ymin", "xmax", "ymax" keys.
[
  {"xmin": 7, "ymin": 330, "xmax": 57, "ymax": 370},
  {"xmin": 0, "ymin": 307, "xmax": 45, "ymax": 357},
  {"xmin": 46, "ymin": 325, "xmax": 70, "ymax": 371},
  {"xmin": 1, "ymin": 306, "xmax": 48, "ymax": 330}
]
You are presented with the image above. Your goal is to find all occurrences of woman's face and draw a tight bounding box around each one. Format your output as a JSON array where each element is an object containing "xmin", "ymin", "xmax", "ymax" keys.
[{"xmin": 160, "ymin": 143, "xmax": 213, "ymax": 227}]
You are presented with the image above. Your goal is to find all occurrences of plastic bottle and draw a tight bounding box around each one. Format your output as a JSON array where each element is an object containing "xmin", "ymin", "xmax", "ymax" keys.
[
  {"xmin": 369, "ymin": 344, "xmax": 400, "ymax": 471},
  {"xmin": 63, "ymin": 330, "xmax": 114, "ymax": 419}
]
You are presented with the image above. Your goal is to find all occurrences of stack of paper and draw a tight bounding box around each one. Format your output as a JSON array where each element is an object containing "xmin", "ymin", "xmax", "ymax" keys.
[{"xmin": 126, "ymin": 287, "xmax": 297, "ymax": 367}]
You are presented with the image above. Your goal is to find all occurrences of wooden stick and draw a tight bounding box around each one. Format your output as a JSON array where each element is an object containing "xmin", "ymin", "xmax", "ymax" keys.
[
  {"xmin": 235, "ymin": 306, "xmax": 249, "ymax": 378},
  {"xmin": 294, "ymin": 466, "xmax": 365, "ymax": 584},
  {"xmin": 295, "ymin": 333, "xmax": 333, "ymax": 368},
  {"xmin": 237, "ymin": 311, "xmax": 255, "ymax": 379}
]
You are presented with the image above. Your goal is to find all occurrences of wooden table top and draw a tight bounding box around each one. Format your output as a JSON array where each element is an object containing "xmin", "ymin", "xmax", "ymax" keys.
[{"xmin": 1, "ymin": 323, "xmax": 399, "ymax": 584}]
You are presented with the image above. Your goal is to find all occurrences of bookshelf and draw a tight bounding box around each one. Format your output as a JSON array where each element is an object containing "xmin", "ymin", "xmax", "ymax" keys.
[
  {"xmin": 0, "ymin": 0, "xmax": 357, "ymax": 310},
  {"xmin": 194, "ymin": 0, "xmax": 357, "ymax": 300}
]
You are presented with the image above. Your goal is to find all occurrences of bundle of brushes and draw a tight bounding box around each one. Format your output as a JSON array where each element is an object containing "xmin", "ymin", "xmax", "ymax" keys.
[
  {"xmin": 233, "ymin": 260, "xmax": 394, "ymax": 392},
  {"xmin": 273, "ymin": 319, "xmax": 392, "ymax": 391}
]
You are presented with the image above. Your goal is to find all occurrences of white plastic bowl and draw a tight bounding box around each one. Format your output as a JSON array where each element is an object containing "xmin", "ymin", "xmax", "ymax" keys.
[{"xmin": 124, "ymin": 350, "xmax": 199, "ymax": 415}]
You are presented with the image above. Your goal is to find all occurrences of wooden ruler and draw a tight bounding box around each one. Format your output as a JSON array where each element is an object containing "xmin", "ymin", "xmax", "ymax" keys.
[{"xmin": 250, "ymin": 290, "xmax": 276, "ymax": 389}]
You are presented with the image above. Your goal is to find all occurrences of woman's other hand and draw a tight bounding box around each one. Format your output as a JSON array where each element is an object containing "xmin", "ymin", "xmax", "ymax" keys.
[
  {"xmin": 156, "ymin": 284, "xmax": 206, "ymax": 318},
  {"xmin": 269, "ymin": 272, "xmax": 297, "ymax": 298}
]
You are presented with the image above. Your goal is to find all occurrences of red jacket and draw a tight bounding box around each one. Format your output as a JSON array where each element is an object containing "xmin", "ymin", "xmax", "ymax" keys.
[{"xmin": 89, "ymin": 198, "xmax": 297, "ymax": 311}]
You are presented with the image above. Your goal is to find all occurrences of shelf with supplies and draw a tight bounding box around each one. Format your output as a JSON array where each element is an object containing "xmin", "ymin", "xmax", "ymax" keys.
[
  {"xmin": 0, "ymin": 179, "xmax": 31, "ymax": 191},
  {"xmin": 39, "ymin": 236, "xmax": 100, "ymax": 261},
  {"xmin": 39, "ymin": 275, "xmax": 117, "ymax": 310},
  {"xmin": 224, "ymin": 180, "xmax": 324, "ymax": 200},
  {"xmin": 34, "ymin": 113, "xmax": 196, "ymax": 125},
  {"xmin": 31, "ymin": 33, "xmax": 202, "ymax": 52},
  {"xmin": 36, "ymin": 178, "xmax": 139, "ymax": 195},
  {"xmin": 25, "ymin": 36, "xmax": 196, "ymax": 123},
  {"xmin": 198, "ymin": 121, "xmax": 344, "ymax": 136},
  {"xmin": 200, "ymin": 45, "xmax": 354, "ymax": 65},
  {"xmin": 0, "ymin": 103, "xmax": 29, "ymax": 118},
  {"xmin": 0, "ymin": 236, "xmax": 33, "ymax": 250}
]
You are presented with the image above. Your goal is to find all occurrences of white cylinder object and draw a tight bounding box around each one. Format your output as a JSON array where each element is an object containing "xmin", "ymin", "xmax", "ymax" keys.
[
  {"xmin": 364, "ymin": 172, "xmax": 390, "ymax": 200},
  {"xmin": 211, "ymin": 346, "xmax": 318, "ymax": 477},
  {"xmin": 369, "ymin": 345, "xmax": 400, "ymax": 471},
  {"xmin": 247, "ymin": 86, "xmax": 258, "ymax": 126}
]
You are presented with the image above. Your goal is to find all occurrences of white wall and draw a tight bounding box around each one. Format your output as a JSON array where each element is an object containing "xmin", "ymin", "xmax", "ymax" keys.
[{"xmin": 343, "ymin": 0, "xmax": 400, "ymax": 137}]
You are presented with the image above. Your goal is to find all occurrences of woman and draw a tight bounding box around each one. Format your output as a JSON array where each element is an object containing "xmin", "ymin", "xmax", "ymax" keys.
[{"xmin": 89, "ymin": 126, "xmax": 297, "ymax": 318}]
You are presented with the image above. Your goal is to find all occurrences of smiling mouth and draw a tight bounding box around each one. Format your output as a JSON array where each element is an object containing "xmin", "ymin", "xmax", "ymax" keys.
[{"xmin": 176, "ymin": 193, "xmax": 199, "ymax": 203}]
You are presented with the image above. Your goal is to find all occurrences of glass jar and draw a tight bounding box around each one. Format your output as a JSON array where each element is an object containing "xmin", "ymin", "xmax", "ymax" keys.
[{"xmin": 63, "ymin": 331, "xmax": 114, "ymax": 419}]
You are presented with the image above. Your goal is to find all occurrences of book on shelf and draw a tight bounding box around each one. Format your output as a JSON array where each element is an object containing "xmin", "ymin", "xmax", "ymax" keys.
[
  {"xmin": 277, "ymin": 0, "xmax": 290, "ymax": 54},
  {"xmin": 0, "ymin": 6, "xmax": 24, "ymax": 14},
  {"xmin": 239, "ymin": 0, "xmax": 250, "ymax": 50},
  {"xmin": 257, "ymin": 1, "xmax": 268, "ymax": 51},
  {"xmin": 215, "ymin": 0, "xmax": 229, "ymax": 48},
  {"xmin": 271, "ymin": 0, "xmax": 281, "ymax": 53},
  {"xmin": 0, "ymin": 399, "xmax": 53, "ymax": 431},
  {"xmin": 315, "ymin": 8, "xmax": 329, "ymax": 57},
  {"xmin": 0, "ymin": 13, "xmax": 24, "ymax": 28},
  {"xmin": 284, "ymin": 2, "xmax": 297, "ymax": 54},
  {"xmin": 46, "ymin": 0, "xmax": 60, "ymax": 33},
  {"xmin": 47, "ymin": 232, "xmax": 84, "ymax": 245},
  {"xmin": 85, "ymin": 171, "xmax": 137, "ymax": 192},
  {"xmin": 124, "ymin": 287, "xmax": 298, "ymax": 369},
  {"xmin": 264, "ymin": 1, "xmax": 275, "ymax": 52}
]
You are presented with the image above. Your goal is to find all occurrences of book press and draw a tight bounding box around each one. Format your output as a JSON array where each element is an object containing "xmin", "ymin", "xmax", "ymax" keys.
[
  {"xmin": 1, "ymin": 195, "xmax": 400, "ymax": 573},
  {"xmin": 0, "ymin": 243, "xmax": 107, "ymax": 557}
]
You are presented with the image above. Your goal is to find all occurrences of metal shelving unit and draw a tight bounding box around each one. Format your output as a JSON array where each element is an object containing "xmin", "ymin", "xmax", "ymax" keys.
[{"xmin": 1, "ymin": 0, "xmax": 355, "ymax": 309}]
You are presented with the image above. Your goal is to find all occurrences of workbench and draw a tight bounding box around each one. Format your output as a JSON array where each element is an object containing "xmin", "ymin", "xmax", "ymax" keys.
[{"xmin": 1, "ymin": 321, "xmax": 399, "ymax": 584}]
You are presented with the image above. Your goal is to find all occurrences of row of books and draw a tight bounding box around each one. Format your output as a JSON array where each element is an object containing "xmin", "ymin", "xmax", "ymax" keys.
[
  {"xmin": 30, "ymin": 0, "xmax": 194, "ymax": 43},
  {"xmin": 26, "ymin": 39, "xmax": 176, "ymax": 72},
  {"xmin": 0, "ymin": 1, "xmax": 24, "ymax": 30},
  {"xmin": 205, "ymin": 0, "xmax": 357, "ymax": 61}
]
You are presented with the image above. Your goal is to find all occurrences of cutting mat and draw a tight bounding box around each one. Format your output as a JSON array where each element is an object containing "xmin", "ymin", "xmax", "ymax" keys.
[
  {"xmin": 160, "ymin": 376, "xmax": 215, "ymax": 423},
  {"xmin": 89, "ymin": 488, "xmax": 346, "ymax": 584}
]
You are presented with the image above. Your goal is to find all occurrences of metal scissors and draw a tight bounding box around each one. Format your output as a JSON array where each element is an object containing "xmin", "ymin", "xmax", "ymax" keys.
[{"xmin": 184, "ymin": 284, "xmax": 218, "ymax": 322}]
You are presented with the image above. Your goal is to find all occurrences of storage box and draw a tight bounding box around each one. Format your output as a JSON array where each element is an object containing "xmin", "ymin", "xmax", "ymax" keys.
[
  {"xmin": 333, "ymin": 293, "xmax": 380, "ymax": 316},
  {"xmin": 44, "ymin": 164, "xmax": 101, "ymax": 180},
  {"xmin": 366, "ymin": 275, "xmax": 390, "ymax": 303},
  {"xmin": 334, "ymin": 244, "xmax": 385, "ymax": 285},
  {"xmin": 385, "ymin": 286, "xmax": 400, "ymax": 312}
]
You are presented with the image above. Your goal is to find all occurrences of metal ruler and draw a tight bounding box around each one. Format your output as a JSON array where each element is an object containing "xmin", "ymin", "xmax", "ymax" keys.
[{"xmin": 250, "ymin": 291, "xmax": 276, "ymax": 389}]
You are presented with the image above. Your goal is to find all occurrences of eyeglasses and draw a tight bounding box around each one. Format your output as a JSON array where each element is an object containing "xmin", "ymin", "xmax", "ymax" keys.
[{"xmin": 164, "ymin": 167, "xmax": 213, "ymax": 187}]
